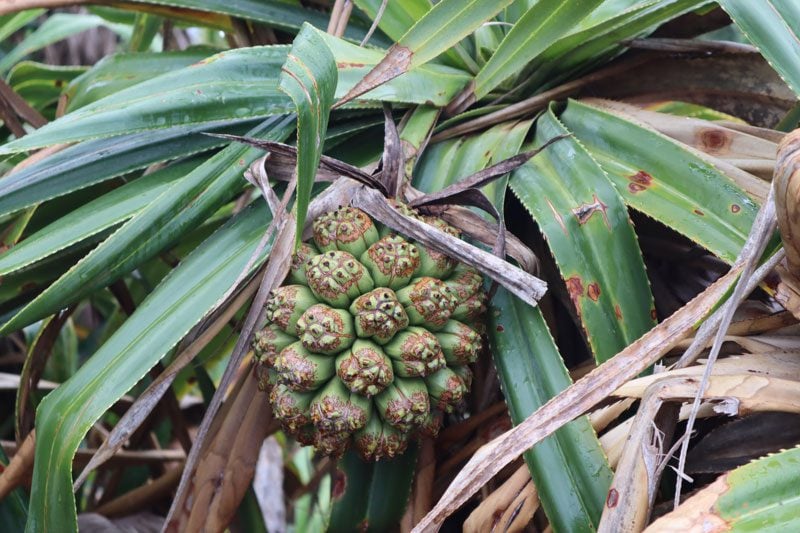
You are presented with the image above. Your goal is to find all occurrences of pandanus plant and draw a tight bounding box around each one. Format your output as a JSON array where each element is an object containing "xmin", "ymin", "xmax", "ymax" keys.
[{"xmin": 1, "ymin": 2, "xmax": 800, "ymax": 533}]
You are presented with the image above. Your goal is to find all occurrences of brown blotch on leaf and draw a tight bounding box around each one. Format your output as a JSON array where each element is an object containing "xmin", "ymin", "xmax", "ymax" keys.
[
  {"xmin": 697, "ymin": 128, "xmax": 731, "ymax": 154},
  {"xmin": 694, "ymin": 209, "xmax": 705, "ymax": 216},
  {"xmin": 731, "ymin": 204, "xmax": 741, "ymax": 213},
  {"xmin": 587, "ymin": 282, "xmax": 601, "ymax": 301},
  {"xmin": 614, "ymin": 305, "xmax": 623, "ymax": 320},
  {"xmin": 496, "ymin": 325, "xmax": 504, "ymax": 332},
  {"xmin": 627, "ymin": 170, "xmax": 653, "ymax": 193},
  {"xmin": 650, "ymin": 308, "xmax": 658, "ymax": 321},
  {"xmin": 565, "ymin": 276, "xmax": 584, "ymax": 316}
]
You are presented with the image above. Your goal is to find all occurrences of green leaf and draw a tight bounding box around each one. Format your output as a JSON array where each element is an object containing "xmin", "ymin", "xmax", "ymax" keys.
[
  {"xmin": 65, "ymin": 49, "xmax": 216, "ymax": 111},
  {"xmin": 127, "ymin": 11, "xmax": 162, "ymax": 52},
  {"xmin": 531, "ymin": 0, "xmax": 706, "ymax": 89},
  {"xmin": 472, "ymin": 0, "xmax": 604, "ymax": 99},
  {"xmin": 337, "ymin": 0, "xmax": 514, "ymax": 104},
  {"xmin": 399, "ymin": 0, "xmax": 516, "ymax": 67},
  {"xmin": 0, "ymin": 9, "xmax": 44, "ymax": 43},
  {"xmin": 8, "ymin": 62, "xmax": 87, "ymax": 112},
  {"xmin": 0, "ymin": 47, "xmax": 294, "ymax": 154},
  {"xmin": 0, "ymin": 160, "xmax": 194, "ymax": 276},
  {"xmin": 353, "ymin": 0, "xmax": 431, "ymax": 42},
  {"xmin": 716, "ymin": 446, "xmax": 800, "ymax": 529},
  {"xmin": 0, "ymin": 445, "xmax": 27, "ymax": 532},
  {"xmin": 490, "ymin": 287, "xmax": 612, "ymax": 532},
  {"xmin": 26, "ymin": 201, "xmax": 275, "ymax": 533},
  {"xmin": 279, "ymin": 24, "xmax": 337, "ymax": 246},
  {"xmin": 415, "ymin": 119, "xmax": 532, "ymax": 199},
  {"xmin": 560, "ymin": 99, "xmax": 759, "ymax": 264},
  {"xmin": 0, "ymin": 115, "xmax": 295, "ymax": 334},
  {"xmin": 124, "ymin": 0, "xmax": 385, "ymax": 44},
  {"xmin": 721, "ymin": 0, "xmax": 800, "ymax": 97},
  {"xmin": 653, "ymin": 446, "xmax": 800, "ymax": 530},
  {"xmin": 329, "ymin": 449, "xmax": 418, "ymax": 533},
  {"xmin": 0, "ymin": 14, "xmax": 110, "ymax": 75},
  {"xmin": 511, "ymin": 104, "xmax": 655, "ymax": 362},
  {"xmin": 320, "ymin": 32, "xmax": 472, "ymax": 106},
  {"xmin": 0, "ymin": 119, "xmax": 262, "ymax": 217}
]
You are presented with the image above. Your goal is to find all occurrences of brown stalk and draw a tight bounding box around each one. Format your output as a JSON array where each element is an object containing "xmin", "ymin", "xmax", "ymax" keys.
[
  {"xmin": 0, "ymin": 431, "xmax": 35, "ymax": 500},
  {"xmin": 94, "ymin": 467, "xmax": 182, "ymax": 518}
]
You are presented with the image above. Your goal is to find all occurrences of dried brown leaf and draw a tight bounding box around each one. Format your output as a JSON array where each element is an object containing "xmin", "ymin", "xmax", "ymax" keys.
[
  {"xmin": 352, "ymin": 186, "xmax": 547, "ymax": 307},
  {"xmin": 412, "ymin": 263, "xmax": 744, "ymax": 532}
]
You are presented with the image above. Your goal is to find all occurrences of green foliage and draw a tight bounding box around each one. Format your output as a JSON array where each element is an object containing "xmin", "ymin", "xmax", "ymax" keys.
[{"xmin": 0, "ymin": 2, "xmax": 796, "ymax": 532}]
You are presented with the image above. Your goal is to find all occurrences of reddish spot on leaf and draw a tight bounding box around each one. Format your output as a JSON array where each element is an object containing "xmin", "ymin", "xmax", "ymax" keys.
[
  {"xmin": 698, "ymin": 128, "xmax": 731, "ymax": 154},
  {"xmin": 496, "ymin": 325, "xmax": 504, "ymax": 332},
  {"xmin": 606, "ymin": 488, "xmax": 619, "ymax": 508},
  {"xmin": 731, "ymin": 204, "xmax": 741, "ymax": 213},
  {"xmin": 21, "ymin": 282, "xmax": 37, "ymax": 292},
  {"xmin": 238, "ymin": 159, "xmax": 246, "ymax": 166},
  {"xmin": 614, "ymin": 305, "xmax": 623, "ymax": 320},
  {"xmin": 627, "ymin": 170, "xmax": 653, "ymax": 193},
  {"xmin": 332, "ymin": 469, "xmax": 347, "ymax": 499},
  {"xmin": 650, "ymin": 308, "xmax": 658, "ymax": 321},
  {"xmin": 565, "ymin": 276, "xmax": 584, "ymax": 317},
  {"xmin": 694, "ymin": 209, "xmax": 705, "ymax": 216},
  {"xmin": 587, "ymin": 282, "xmax": 601, "ymax": 301}
]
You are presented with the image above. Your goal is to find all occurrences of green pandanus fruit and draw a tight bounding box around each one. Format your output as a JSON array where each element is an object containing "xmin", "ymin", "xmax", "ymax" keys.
[{"xmin": 254, "ymin": 206, "xmax": 485, "ymax": 460}]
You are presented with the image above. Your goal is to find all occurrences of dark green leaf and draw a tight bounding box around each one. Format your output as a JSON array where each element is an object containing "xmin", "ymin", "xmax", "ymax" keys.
[{"xmin": 490, "ymin": 287, "xmax": 612, "ymax": 532}]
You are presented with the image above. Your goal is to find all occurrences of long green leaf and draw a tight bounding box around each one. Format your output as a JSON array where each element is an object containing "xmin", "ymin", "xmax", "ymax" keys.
[
  {"xmin": 8, "ymin": 62, "xmax": 86, "ymax": 112},
  {"xmin": 398, "ymin": 0, "xmax": 515, "ymax": 67},
  {"xmin": 0, "ymin": 119, "xmax": 261, "ymax": 217},
  {"xmin": 490, "ymin": 288, "xmax": 612, "ymax": 532},
  {"xmin": 560, "ymin": 99, "xmax": 759, "ymax": 263},
  {"xmin": 721, "ymin": 0, "xmax": 800, "ymax": 97},
  {"xmin": 65, "ymin": 49, "xmax": 216, "ymax": 111},
  {"xmin": 25, "ymin": 202, "xmax": 275, "ymax": 533},
  {"xmin": 0, "ymin": 115, "xmax": 294, "ymax": 334},
  {"xmin": 0, "ymin": 160, "xmax": 194, "ymax": 276},
  {"xmin": 530, "ymin": 0, "xmax": 705, "ymax": 90},
  {"xmin": 329, "ymin": 449, "xmax": 418, "ymax": 532},
  {"xmin": 472, "ymin": 0, "xmax": 603, "ymax": 99},
  {"xmin": 0, "ymin": 47, "xmax": 293, "ymax": 154},
  {"xmin": 0, "ymin": 9, "xmax": 44, "ymax": 43},
  {"xmin": 124, "ymin": 0, "xmax": 385, "ymax": 44},
  {"xmin": 0, "ymin": 14, "xmax": 109, "ymax": 74},
  {"xmin": 279, "ymin": 24, "xmax": 337, "ymax": 246},
  {"xmin": 511, "ymin": 104, "xmax": 655, "ymax": 362}
]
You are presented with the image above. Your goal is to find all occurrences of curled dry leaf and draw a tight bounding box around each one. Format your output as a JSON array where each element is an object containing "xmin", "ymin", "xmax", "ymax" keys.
[
  {"xmin": 774, "ymin": 129, "xmax": 800, "ymax": 317},
  {"xmin": 464, "ymin": 464, "xmax": 538, "ymax": 533}
]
